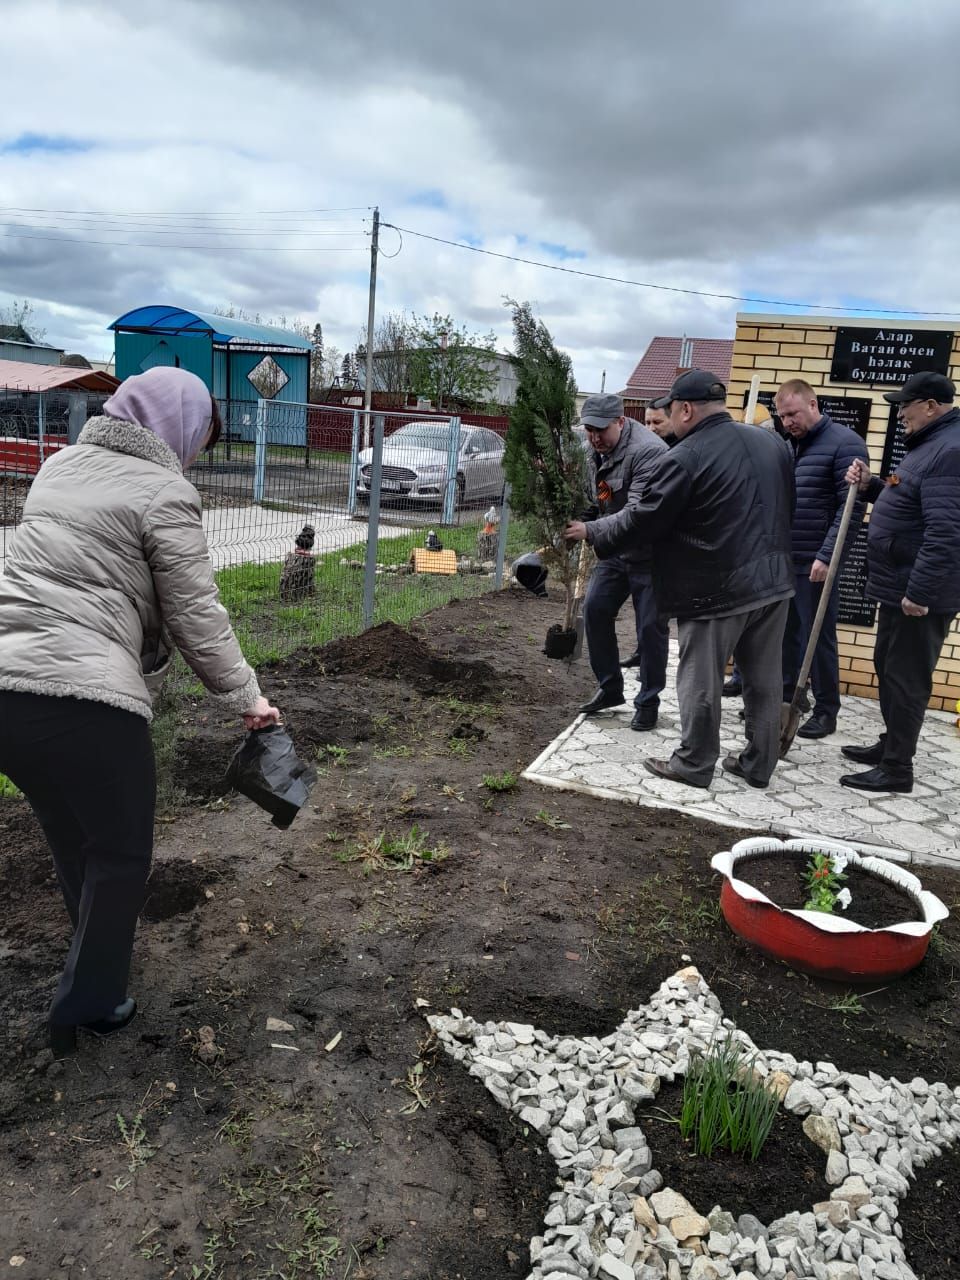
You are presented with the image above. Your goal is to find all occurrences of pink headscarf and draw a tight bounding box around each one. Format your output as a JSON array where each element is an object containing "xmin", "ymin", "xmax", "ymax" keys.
[{"xmin": 103, "ymin": 367, "xmax": 214, "ymax": 467}]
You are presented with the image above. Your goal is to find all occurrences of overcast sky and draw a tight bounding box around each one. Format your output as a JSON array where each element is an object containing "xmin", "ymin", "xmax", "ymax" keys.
[{"xmin": 3, "ymin": 0, "xmax": 960, "ymax": 392}]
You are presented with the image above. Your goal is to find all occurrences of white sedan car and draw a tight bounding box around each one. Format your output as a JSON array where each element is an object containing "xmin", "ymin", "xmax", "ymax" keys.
[{"xmin": 356, "ymin": 420, "xmax": 506, "ymax": 507}]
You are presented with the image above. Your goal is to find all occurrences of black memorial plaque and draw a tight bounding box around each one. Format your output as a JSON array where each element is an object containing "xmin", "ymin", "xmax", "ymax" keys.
[
  {"xmin": 836, "ymin": 525, "xmax": 876, "ymax": 628},
  {"xmin": 880, "ymin": 402, "xmax": 908, "ymax": 477},
  {"xmin": 830, "ymin": 326, "xmax": 953, "ymax": 387},
  {"xmin": 741, "ymin": 389, "xmax": 871, "ymax": 438}
]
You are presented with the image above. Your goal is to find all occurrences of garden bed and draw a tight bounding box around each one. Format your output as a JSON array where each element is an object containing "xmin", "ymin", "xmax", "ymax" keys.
[{"xmin": 0, "ymin": 587, "xmax": 958, "ymax": 1279}]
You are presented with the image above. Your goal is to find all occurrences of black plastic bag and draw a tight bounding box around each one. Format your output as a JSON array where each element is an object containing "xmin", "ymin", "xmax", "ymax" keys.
[{"xmin": 224, "ymin": 725, "xmax": 317, "ymax": 829}]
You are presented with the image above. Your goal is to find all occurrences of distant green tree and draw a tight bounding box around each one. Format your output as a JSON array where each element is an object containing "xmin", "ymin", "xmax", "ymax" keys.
[
  {"xmin": 407, "ymin": 313, "xmax": 499, "ymax": 412},
  {"xmin": 503, "ymin": 300, "xmax": 585, "ymax": 631}
]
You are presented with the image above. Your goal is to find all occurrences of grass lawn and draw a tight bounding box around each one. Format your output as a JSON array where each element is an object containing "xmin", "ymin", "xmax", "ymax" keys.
[{"xmin": 212, "ymin": 516, "xmax": 534, "ymax": 668}]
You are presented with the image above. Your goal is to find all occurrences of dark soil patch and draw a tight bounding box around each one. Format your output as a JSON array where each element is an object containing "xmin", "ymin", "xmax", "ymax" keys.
[
  {"xmin": 737, "ymin": 851, "xmax": 924, "ymax": 929},
  {"xmin": 276, "ymin": 618, "xmax": 500, "ymax": 697},
  {"xmin": 900, "ymin": 1139, "xmax": 960, "ymax": 1279},
  {"xmin": 0, "ymin": 587, "xmax": 957, "ymax": 1280},
  {"xmin": 141, "ymin": 859, "xmax": 225, "ymax": 922},
  {"xmin": 641, "ymin": 1080, "xmax": 831, "ymax": 1223}
]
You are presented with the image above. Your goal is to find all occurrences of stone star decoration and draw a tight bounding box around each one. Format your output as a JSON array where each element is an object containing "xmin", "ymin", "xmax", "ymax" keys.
[{"xmin": 428, "ymin": 967, "xmax": 960, "ymax": 1280}]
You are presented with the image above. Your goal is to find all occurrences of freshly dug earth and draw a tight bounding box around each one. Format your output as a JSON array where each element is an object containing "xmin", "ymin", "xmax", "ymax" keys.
[{"xmin": 0, "ymin": 587, "xmax": 958, "ymax": 1280}]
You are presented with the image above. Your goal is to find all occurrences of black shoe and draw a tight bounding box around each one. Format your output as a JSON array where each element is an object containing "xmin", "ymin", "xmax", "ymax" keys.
[
  {"xmin": 620, "ymin": 651, "xmax": 642, "ymax": 669},
  {"xmin": 841, "ymin": 741, "xmax": 884, "ymax": 765},
  {"xmin": 721, "ymin": 754, "xmax": 768, "ymax": 789},
  {"xmin": 49, "ymin": 998, "xmax": 138, "ymax": 1058},
  {"xmin": 721, "ymin": 678, "xmax": 742, "ymax": 697},
  {"xmin": 630, "ymin": 707, "xmax": 658, "ymax": 732},
  {"xmin": 579, "ymin": 689, "xmax": 626, "ymax": 715},
  {"xmin": 839, "ymin": 768, "xmax": 912, "ymax": 794},
  {"xmin": 643, "ymin": 758, "xmax": 709, "ymax": 789},
  {"xmin": 797, "ymin": 712, "xmax": 837, "ymax": 740}
]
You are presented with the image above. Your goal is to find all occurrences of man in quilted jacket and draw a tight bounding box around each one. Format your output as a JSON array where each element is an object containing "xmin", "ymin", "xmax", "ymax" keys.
[
  {"xmin": 840, "ymin": 371, "xmax": 960, "ymax": 794},
  {"xmin": 775, "ymin": 379, "xmax": 869, "ymax": 740}
]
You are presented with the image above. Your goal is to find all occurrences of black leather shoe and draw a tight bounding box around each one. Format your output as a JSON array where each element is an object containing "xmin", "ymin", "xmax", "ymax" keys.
[
  {"xmin": 49, "ymin": 998, "xmax": 138, "ymax": 1058},
  {"xmin": 797, "ymin": 712, "xmax": 837, "ymax": 740},
  {"xmin": 721, "ymin": 754, "xmax": 768, "ymax": 789},
  {"xmin": 579, "ymin": 689, "xmax": 625, "ymax": 715},
  {"xmin": 841, "ymin": 741, "xmax": 884, "ymax": 765},
  {"xmin": 620, "ymin": 651, "xmax": 642, "ymax": 669},
  {"xmin": 721, "ymin": 677, "xmax": 742, "ymax": 696},
  {"xmin": 644, "ymin": 758, "xmax": 709, "ymax": 788},
  {"xmin": 630, "ymin": 707, "xmax": 658, "ymax": 731},
  {"xmin": 839, "ymin": 768, "xmax": 913, "ymax": 794}
]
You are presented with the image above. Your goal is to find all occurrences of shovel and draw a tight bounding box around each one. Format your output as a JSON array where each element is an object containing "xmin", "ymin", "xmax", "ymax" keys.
[{"xmin": 779, "ymin": 480, "xmax": 860, "ymax": 758}]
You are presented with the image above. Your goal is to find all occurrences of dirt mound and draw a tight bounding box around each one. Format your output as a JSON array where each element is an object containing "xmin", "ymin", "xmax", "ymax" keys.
[{"xmin": 280, "ymin": 620, "xmax": 500, "ymax": 697}]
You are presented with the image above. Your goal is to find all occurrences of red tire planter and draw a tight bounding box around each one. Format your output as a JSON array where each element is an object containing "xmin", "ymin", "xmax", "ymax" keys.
[{"xmin": 710, "ymin": 837, "xmax": 950, "ymax": 983}]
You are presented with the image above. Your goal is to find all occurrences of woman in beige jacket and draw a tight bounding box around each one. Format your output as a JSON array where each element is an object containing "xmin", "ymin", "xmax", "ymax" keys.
[{"xmin": 0, "ymin": 367, "xmax": 280, "ymax": 1057}]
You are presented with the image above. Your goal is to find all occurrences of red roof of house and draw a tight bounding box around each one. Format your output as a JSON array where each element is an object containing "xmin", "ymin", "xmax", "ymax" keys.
[{"xmin": 622, "ymin": 337, "xmax": 734, "ymax": 398}]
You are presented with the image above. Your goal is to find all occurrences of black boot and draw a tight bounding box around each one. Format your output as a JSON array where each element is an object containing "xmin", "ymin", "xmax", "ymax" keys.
[{"xmin": 49, "ymin": 998, "xmax": 138, "ymax": 1058}]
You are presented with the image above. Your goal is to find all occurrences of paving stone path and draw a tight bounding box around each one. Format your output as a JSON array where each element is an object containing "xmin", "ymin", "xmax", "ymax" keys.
[{"xmin": 524, "ymin": 645, "xmax": 960, "ymax": 870}]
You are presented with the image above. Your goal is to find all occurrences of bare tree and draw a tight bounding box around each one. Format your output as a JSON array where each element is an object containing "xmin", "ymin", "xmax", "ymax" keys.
[
  {"xmin": 0, "ymin": 298, "xmax": 46, "ymax": 342},
  {"xmin": 359, "ymin": 310, "xmax": 416, "ymax": 397}
]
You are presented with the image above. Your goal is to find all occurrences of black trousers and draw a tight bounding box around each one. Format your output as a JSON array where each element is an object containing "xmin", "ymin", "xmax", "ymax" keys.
[
  {"xmin": 0, "ymin": 692, "xmax": 155, "ymax": 1026},
  {"xmin": 874, "ymin": 605, "xmax": 955, "ymax": 775},
  {"xmin": 782, "ymin": 570, "xmax": 841, "ymax": 719},
  {"xmin": 583, "ymin": 557, "xmax": 669, "ymax": 709}
]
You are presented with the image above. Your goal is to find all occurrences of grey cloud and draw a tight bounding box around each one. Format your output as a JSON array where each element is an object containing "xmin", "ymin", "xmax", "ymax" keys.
[{"xmin": 150, "ymin": 0, "xmax": 960, "ymax": 265}]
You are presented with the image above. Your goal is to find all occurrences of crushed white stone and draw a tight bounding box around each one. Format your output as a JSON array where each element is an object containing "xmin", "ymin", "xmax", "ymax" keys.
[{"xmin": 428, "ymin": 966, "xmax": 960, "ymax": 1280}]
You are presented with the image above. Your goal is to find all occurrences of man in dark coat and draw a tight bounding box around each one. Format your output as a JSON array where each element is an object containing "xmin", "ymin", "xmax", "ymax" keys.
[
  {"xmin": 840, "ymin": 371, "xmax": 960, "ymax": 794},
  {"xmin": 775, "ymin": 379, "xmax": 869, "ymax": 740},
  {"xmin": 573, "ymin": 394, "xmax": 670, "ymax": 730},
  {"xmin": 566, "ymin": 370, "xmax": 795, "ymax": 789}
]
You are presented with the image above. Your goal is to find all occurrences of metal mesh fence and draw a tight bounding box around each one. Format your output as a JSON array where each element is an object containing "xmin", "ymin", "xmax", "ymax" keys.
[{"xmin": 2, "ymin": 396, "xmax": 526, "ymax": 680}]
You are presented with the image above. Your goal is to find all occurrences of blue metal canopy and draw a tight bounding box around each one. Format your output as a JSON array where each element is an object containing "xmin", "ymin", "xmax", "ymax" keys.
[{"xmin": 110, "ymin": 305, "xmax": 312, "ymax": 349}]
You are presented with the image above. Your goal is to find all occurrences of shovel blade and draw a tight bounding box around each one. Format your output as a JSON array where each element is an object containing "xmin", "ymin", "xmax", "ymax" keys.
[{"xmin": 779, "ymin": 701, "xmax": 802, "ymax": 758}]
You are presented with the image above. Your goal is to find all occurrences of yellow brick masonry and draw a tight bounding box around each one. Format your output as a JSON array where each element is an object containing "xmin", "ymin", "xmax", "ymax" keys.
[{"xmin": 730, "ymin": 313, "xmax": 960, "ymax": 712}]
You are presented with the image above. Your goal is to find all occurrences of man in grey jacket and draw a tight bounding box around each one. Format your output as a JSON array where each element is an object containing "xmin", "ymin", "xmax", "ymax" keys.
[{"xmin": 570, "ymin": 393, "xmax": 669, "ymax": 730}]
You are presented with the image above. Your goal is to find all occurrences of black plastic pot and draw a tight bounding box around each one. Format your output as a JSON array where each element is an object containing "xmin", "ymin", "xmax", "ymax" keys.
[{"xmin": 543, "ymin": 625, "xmax": 577, "ymax": 658}]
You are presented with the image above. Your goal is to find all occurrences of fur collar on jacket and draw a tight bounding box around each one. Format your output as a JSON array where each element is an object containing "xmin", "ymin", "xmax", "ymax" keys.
[{"xmin": 78, "ymin": 416, "xmax": 183, "ymax": 475}]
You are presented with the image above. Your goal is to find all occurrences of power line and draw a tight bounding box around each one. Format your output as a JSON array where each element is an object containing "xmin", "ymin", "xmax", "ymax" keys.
[
  {"xmin": 0, "ymin": 218, "xmax": 366, "ymax": 238},
  {"xmin": 0, "ymin": 229, "xmax": 366, "ymax": 252},
  {"xmin": 383, "ymin": 222, "xmax": 960, "ymax": 318},
  {"xmin": 0, "ymin": 204, "xmax": 373, "ymax": 217}
]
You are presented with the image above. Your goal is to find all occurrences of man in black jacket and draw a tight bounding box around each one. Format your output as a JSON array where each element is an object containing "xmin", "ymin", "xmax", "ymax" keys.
[
  {"xmin": 566, "ymin": 370, "xmax": 795, "ymax": 788},
  {"xmin": 840, "ymin": 371, "xmax": 960, "ymax": 794},
  {"xmin": 574, "ymin": 394, "xmax": 670, "ymax": 730},
  {"xmin": 775, "ymin": 379, "xmax": 868, "ymax": 740}
]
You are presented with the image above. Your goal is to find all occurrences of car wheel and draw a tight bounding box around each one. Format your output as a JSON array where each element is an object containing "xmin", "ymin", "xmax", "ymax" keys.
[{"xmin": 454, "ymin": 474, "xmax": 466, "ymax": 511}]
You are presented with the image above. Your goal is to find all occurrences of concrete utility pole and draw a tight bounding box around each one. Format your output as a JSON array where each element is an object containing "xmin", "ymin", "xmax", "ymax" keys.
[
  {"xmin": 600, "ymin": 369, "xmax": 606, "ymax": 392},
  {"xmin": 362, "ymin": 206, "xmax": 380, "ymax": 449}
]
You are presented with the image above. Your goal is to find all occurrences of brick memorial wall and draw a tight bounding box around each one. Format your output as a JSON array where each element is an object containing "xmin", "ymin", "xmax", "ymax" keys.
[{"xmin": 727, "ymin": 313, "xmax": 960, "ymax": 713}]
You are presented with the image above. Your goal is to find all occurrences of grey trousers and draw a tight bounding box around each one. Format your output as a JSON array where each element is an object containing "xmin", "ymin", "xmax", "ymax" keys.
[{"xmin": 671, "ymin": 598, "xmax": 790, "ymax": 786}]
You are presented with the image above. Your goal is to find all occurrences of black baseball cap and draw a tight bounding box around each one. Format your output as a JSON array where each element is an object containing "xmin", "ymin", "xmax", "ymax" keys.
[
  {"xmin": 652, "ymin": 368, "xmax": 727, "ymax": 409},
  {"xmin": 883, "ymin": 371, "xmax": 955, "ymax": 404}
]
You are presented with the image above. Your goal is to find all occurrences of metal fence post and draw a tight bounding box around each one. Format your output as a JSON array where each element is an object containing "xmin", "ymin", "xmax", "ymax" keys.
[
  {"xmin": 37, "ymin": 391, "xmax": 46, "ymax": 467},
  {"xmin": 253, "ymin": 398, "xmax": 267, "ymax": 503},
  {"xmin": 440, "ymin": 415, "xmax": 461, "ymax": 526},
  {"xmin": 493, "ymin": 481, "xmax": 511, "ymax": 589},
  {"xmin": 362, "ymin": 413, "xmax": 385, "ymax": 630},
  {"xmin": 346, "ymin": 410, "xmax": 361, "ymax": 517}
]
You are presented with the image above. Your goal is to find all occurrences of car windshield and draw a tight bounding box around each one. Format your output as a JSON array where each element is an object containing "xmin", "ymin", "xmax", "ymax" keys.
[{"xmin": 389, "ymin": 423, "xmax": 452, "ymax": 449}]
